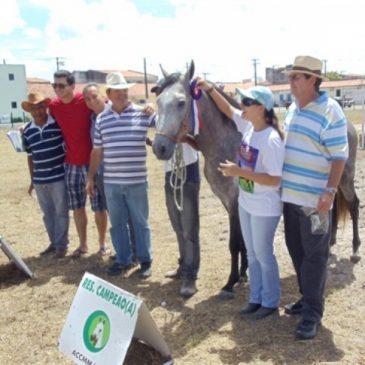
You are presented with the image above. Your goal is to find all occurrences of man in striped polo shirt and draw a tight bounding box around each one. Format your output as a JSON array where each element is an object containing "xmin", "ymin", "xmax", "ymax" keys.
[
  {"xmin": 87, "ymin": 72, "xmax": 156, "ymax": 278},
  {"xmin": 22, "ymin": 92, "xmax": 69, "ymax": 258},
  {"xmin": 281, "ymin": 56, "xmax": 348, "ymax": 339}
]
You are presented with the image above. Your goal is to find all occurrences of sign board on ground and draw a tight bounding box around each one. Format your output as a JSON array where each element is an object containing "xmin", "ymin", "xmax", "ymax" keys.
[
  {"xmin": 59, "ymin": 272, "xmax": 172, "ymax": 365},
  {"xmin": 0, "ymin": 235, "xmax": 34, "ymax": 278}
]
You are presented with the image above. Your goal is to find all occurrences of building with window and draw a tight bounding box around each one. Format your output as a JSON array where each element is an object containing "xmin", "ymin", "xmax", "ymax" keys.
[{"xmin": 0, "ymin": 64, "xmax": 27, "ymax": 123}]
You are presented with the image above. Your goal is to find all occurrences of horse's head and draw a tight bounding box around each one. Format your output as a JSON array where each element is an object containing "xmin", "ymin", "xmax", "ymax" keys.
[{"xmin": 152, "ymin": 61, "xmax": 195, "ymax": 160}]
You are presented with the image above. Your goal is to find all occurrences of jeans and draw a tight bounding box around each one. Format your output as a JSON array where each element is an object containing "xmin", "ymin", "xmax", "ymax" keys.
[
  {"xmin": 283, "ymin": 202, "xmax": 332, "ymax": 322},
  {"xmin": 34, "ymin": 180, "xmax": 69, "ymax": 250},
  {"xmin": 165, "ymin": 181, "xmax": 200, "ymax": 280},
  {"xmin": 239, "ymin": 205, "xmax": 281, "ymax": 308},
  {"xmin": 104, "ymin": 182, "xmax": 152, "ymax": 266}
]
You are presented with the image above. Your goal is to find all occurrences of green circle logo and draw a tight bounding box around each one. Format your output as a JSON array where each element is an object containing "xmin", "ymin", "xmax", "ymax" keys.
[{"xmin": 83, "ymin": 310, "xmax": 111, "ymax": 353}]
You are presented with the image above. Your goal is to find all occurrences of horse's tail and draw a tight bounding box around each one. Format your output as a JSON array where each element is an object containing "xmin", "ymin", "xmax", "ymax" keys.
[{"xmin": 336, "ymin": 188, "xmax": 348, "ymax": 228}]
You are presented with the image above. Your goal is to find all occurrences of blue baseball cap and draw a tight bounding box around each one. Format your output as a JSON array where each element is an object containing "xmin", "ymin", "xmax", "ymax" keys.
[{"xmin": 236, "ymin": 86, "xmax": 274, "ymax": 111}]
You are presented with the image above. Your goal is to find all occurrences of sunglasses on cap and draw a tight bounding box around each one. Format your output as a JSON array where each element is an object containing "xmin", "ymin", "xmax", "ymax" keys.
[
  {"xmin": 52, "ymin": 83, "xmax": 68, "ymax": 89},
  {"xmin": 241, "ymin": 97, "xmax": 261, "ymax": 107}
]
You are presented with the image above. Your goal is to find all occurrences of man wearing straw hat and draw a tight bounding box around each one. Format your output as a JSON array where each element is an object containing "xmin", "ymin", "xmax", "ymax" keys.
[
  {"xmin": 87, "ymin": 72, "xmax": 156, "ymax": 279},
  {"xmin": 282, "ymin": 56, "xmax": 348, "ymax": 339},
  {"xmin": 22, "ymin": 92, "xmax": 69, "ymax": 258}
]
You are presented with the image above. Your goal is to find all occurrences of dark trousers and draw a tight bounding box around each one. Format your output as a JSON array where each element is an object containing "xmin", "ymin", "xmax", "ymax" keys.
[
  {"xmin": 283, "ymin": 202, "xmax": 332, "ymax": 322},
  {"xmin": 165, "ymin": 181, "xmax": 200, "ymax": 280}
]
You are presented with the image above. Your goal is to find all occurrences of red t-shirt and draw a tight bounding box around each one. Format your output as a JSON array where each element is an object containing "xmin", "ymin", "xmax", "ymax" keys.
[{"xmin": 49, "ymin": 93, "xmax": 92, "ymax": 165}]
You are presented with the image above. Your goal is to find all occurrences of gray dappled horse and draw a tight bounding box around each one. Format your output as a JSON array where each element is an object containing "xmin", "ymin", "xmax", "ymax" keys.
[
  {"xmin": 331, "ymin": 121, "xmax": 361, "ymax": 263},
  {"xmin": 151, "ymin": 61, "xmax": 247, "ymax": 298}
]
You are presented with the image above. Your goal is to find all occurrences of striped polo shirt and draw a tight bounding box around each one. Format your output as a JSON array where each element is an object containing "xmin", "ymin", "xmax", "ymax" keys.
[
  {"xmin": 281, "ymin": 91, "xmax": 348, "ymax": 208},
  {"xmin": 23, "ymin": 115, "xmax": 66, "ymax": 184},
  {"xmin": 94, "ymin": 103, "xmax": 156, "ymax": 185}
]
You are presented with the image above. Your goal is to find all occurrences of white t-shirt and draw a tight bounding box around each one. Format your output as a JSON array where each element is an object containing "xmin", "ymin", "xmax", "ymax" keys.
[{"xmin": 232, "ymin": 109, "xmax": 285, "ymax": 217}]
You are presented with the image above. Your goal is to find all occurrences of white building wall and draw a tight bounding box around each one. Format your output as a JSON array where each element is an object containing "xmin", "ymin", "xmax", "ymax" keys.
[{"xmin": 0, "ymin": 64, "xmax": 27, "ymax": 123}]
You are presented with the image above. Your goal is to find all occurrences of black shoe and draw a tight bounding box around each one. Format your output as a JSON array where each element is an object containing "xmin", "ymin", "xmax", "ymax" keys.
[
  {"xmin": 296, "ymin": 320, "xmax": 319, "ymax": 340},
  {"xmin": 54, "ymin": 248, "xmax": 67, "ymax": 259},
  {"xmin": 138, "ymin": 262, "xmax": 152, "ymax": 279},
  {"xmin": 40, "ymin": 244, "xmax": 56, "ymax": 256},
  {"xmin": 284, "ymin": 300, "xmax": 303, "ymax": 315},
  {"xmin": 252, "ymin": 306, "xmax": 278, "ymax": 320},
  {"xmin": 239, "ymin": 303, "xmax": 261, "ymax": 315},
  {"xmin": 180, "ymin": 279, "xmax": 197, "ymax": 298},
  {"xmin": 107, "ymin": 262, "xmax": 132, "ymax": 276}
]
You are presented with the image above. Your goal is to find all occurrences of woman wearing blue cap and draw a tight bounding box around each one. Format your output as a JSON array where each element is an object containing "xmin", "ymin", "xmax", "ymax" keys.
[{"xmin": 196, "ymin": 78, "xmax": 285, "ymax": 319}]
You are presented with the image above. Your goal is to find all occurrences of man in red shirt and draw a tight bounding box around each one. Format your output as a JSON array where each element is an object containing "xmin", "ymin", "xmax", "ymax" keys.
[{"xmin": 49, "ymin": 70, "xmax": 99, "ymax": 257}]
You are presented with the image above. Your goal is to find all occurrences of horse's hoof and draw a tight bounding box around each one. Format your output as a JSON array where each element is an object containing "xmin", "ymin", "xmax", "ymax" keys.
[
  {"xmin": 350, "ymin": 254, "xmax": 361, "ymax": 264},
  {"xmin": 218, "ymin": 289, "xmax": 234, "ymax": 300},
  {"xmin": 239, "ymin": 274, "xmax": 248, "ymax": 284}
]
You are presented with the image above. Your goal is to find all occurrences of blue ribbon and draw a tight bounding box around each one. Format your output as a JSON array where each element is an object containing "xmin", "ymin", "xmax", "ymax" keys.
[{"xmin": 190, "ymin": 79, "xmax": 202, "ymax": 100}]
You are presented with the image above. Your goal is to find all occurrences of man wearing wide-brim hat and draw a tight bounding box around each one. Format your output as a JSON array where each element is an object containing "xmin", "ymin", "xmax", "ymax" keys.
[
  {"xmin": 21, "ymin": 92, "xmax": 69, "ymax": 258},
  {"xmin": 281, "ymin": 55, "xmax": 349, "ymax": 339},
  {"xmin": 86, "ymin": 72, "xmax": 155, "ymax": 279}
]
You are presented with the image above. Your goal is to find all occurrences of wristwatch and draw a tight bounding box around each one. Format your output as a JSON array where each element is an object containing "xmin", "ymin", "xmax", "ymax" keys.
[{"xmin": 324, "ymin": 187, "xmax": 337, "ymax": 195}]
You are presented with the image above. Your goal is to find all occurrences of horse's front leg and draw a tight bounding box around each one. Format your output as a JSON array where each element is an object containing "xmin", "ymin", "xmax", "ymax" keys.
[
  {"xmin": 218, "ymin": 208, "xmax": 247, "ymax": 299},
  {"xmin": 349, "ymin": 194, "xmax": 361, "ymax": 263}
]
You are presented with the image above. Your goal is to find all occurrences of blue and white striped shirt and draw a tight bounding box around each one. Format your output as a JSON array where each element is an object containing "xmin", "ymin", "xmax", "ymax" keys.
[
  {"xmin": 281, "ymin": 91, "xmax": 348, "ymax": 207},
  {"xmin": 23, "ymin": 115, "xmax": 66, "ymax": 184},
  {"xmin": 94, "ymin": 103, "xmax": 156, "ymax": 185}
]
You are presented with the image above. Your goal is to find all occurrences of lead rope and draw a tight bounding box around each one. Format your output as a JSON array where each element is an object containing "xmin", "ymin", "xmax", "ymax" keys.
[{"xmin": 169, "ymin": 143, "xmax": 186, "ymax": 211}]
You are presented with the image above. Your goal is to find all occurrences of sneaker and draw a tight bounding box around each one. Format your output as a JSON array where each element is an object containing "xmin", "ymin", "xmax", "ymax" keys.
[
  {"xmin": 107, "ymin": 262, "xmax": 132, "ymax": 276},
  {"xmin": 54, "ymin": 248, "xmax": 67, "ymax": 259},
  {"xmin": 284, "ymin": 300, "xmax": 303, "ymax": 315},
  {"xmin": 138, "ymin": 262, "xmax": 152, "ymax": 279},
  {"xmin": 40, "ymin": 244, "xmax": 56, "ymax": 256},
  {"xmin": 252, "ymin": 306, "xmax": 278, "ymax": 320},
  {"xmin": 239, "ymin": 303, "xmax": 261, "ymax": 315},
  {"xmin": 180, "ymin": 279, "xmax": 197, "ymax": 298},
  {"xmin": 296, "ymin": 320, "xmax": 320, "ymax": 340}
]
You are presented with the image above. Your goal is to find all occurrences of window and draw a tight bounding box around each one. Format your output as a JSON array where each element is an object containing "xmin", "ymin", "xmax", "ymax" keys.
[
  {"xmin": 11, "ymin": 102, "xmax": 17, "ymax": 109},
  {"xmin": 8, "ymin": 73, "xmax": 14, "ymax": 81}
]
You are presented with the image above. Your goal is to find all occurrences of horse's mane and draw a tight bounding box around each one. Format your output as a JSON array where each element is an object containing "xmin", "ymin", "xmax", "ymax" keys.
[
  {"xmin": 151, "ymin": 73, "xmax": 182, "ymax": 95},
  {"xmin": 212, "ymin": 84, "xmax": 241, "ymax": 109}
]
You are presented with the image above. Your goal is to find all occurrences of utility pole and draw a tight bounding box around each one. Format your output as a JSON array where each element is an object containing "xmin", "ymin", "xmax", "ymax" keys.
[
  {"xmin": 322, "ymin": 59, "xmax": 327, "ymax": 77},
  {"xmin": 252, "ymin": 58, "xmax": 259, "ymax": 86},
  {"xmin": 56, "ymin": 57, "xmax": 65, "ymax": 71},
  {"xmin": 143, "ymin": 57, "xmax": 149, "ymax": 100},
  {"xmin": 202, "ymin": 72, "xmax": 210, "ymax": 80}
]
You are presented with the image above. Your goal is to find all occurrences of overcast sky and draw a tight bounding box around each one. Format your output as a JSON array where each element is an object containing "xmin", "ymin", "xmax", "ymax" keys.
[{"xmin": 1, "ymin": 0, "xmax": 364, "ymax": 82}]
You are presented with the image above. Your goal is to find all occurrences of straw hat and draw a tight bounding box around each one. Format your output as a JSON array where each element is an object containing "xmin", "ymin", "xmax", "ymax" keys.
[
  {"xmin": 21, "ymin": 92, "xmax": 51, "ymax": 112},
  {"xmin": 106, "ymin": 72, "xmax": 135, "ymax": 89},
  {"xmin": 286, "ymin": 55, "xmax": 325, "ymax": 79}
]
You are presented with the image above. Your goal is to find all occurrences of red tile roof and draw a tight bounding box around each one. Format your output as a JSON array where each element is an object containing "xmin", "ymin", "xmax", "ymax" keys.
[{"xmin": 27, "ymin": 79, "xmax": 157, "ymax": 100}]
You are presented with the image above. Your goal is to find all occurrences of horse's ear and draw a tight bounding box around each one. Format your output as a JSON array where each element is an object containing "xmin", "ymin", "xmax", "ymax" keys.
[
  {"xmin": 159, "ymin": 64, "xmax": 169, "ymax": 79},
  {"xmin": 188, "ymin": 60, "xmax": 195, "ymax": 79},
  {"xmin": 184, "ymin": 60, "xmax": 195, "ymax": 87}
]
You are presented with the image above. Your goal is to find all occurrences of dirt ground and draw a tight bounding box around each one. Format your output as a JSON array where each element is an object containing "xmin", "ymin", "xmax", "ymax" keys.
[{"xmin": 0, "ymin": 129, "xmax": 364, "ymax": 365}]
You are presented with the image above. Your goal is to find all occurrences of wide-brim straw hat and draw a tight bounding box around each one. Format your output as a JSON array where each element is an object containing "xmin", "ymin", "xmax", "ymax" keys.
[
  {"xmin": 21, "ymin": 92, "xmax": 51, "ymax": 112},
  {"xmin": 286, "ymin": 55, "xmax": 326, "ymax": 80},
  {"xmin": 106, "ymin": 72, "xmax": 135, "ymax": 89}
]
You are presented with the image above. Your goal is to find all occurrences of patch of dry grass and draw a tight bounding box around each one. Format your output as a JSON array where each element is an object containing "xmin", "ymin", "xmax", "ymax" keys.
[{"xmin": 0, "ymin": 129, "xmax": 364, "ymax": 365}]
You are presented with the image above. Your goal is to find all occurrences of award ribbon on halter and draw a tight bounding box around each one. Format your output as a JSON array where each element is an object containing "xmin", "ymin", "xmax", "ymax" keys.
[{"xmin": 190, "ymin": 80, "xmax": 202, "ymax": 136}]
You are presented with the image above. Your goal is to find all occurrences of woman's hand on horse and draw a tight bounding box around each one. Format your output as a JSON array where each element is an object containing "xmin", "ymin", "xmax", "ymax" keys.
[
  {"xmin": 218, "ymin": 160, "xmax": 240, "ymax": 177},
  {"xmin": 195, "ymin": 77, "xmax": 211, "ymax": 92}
]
